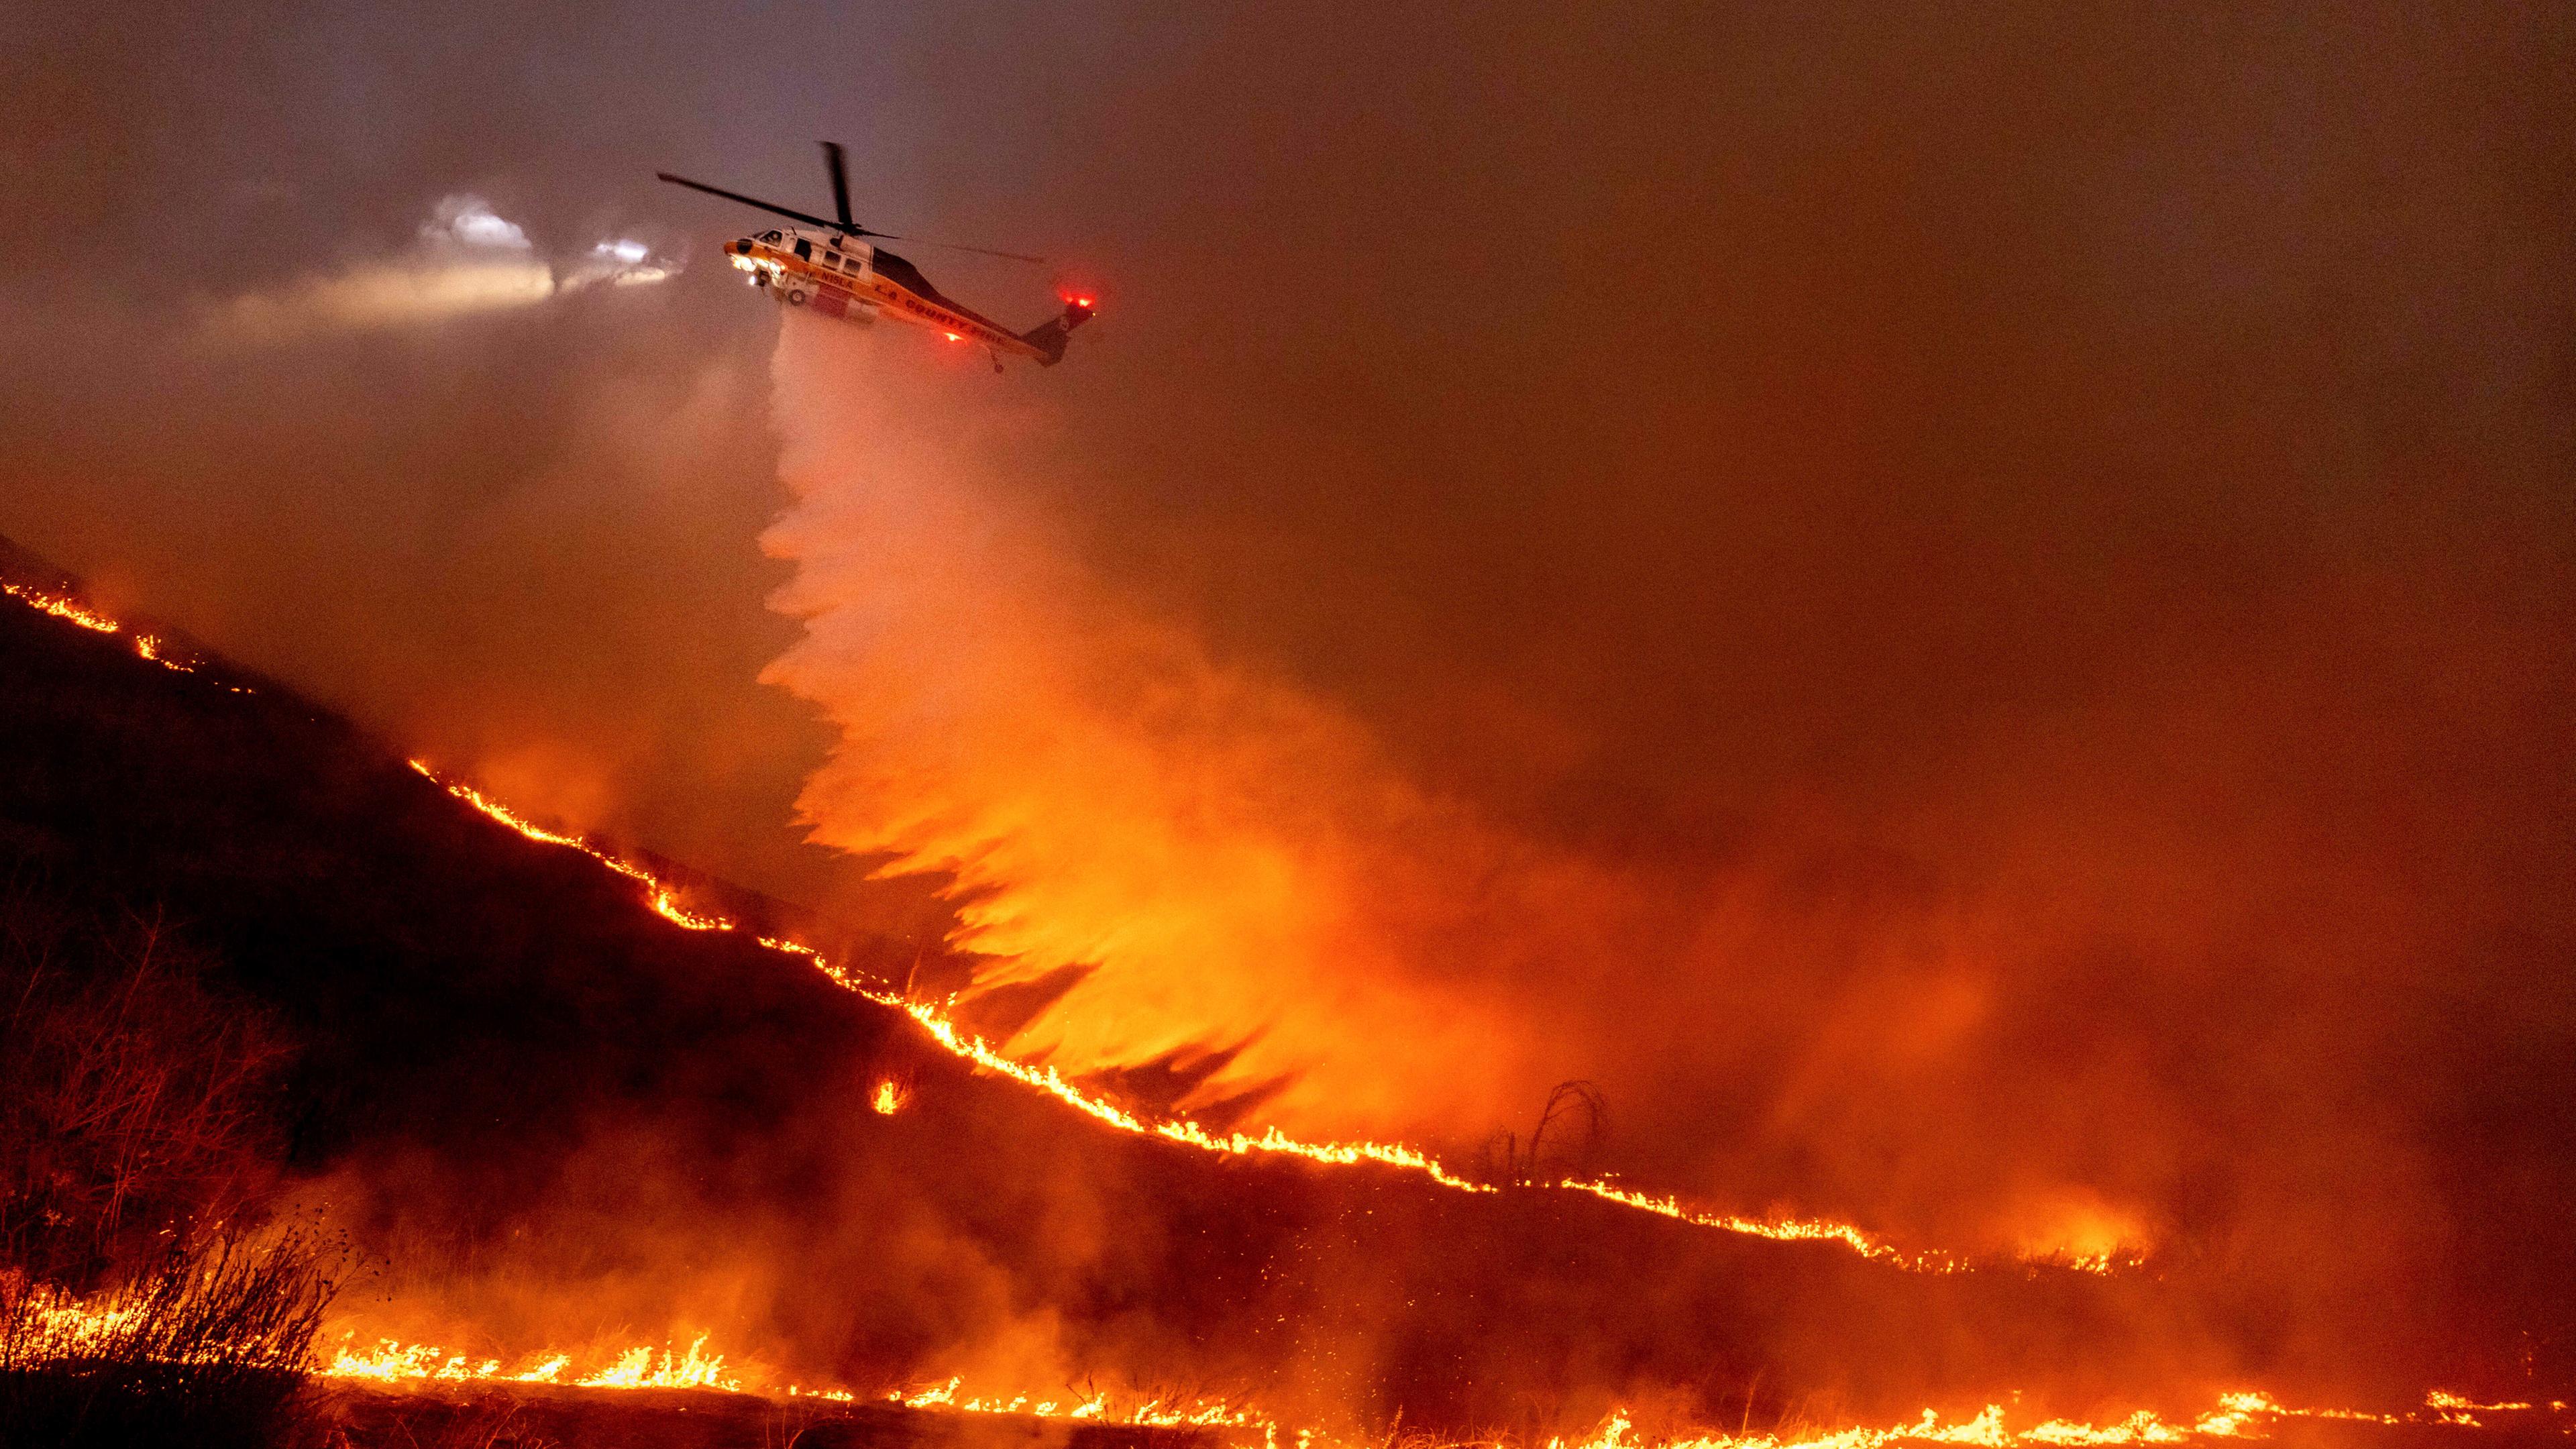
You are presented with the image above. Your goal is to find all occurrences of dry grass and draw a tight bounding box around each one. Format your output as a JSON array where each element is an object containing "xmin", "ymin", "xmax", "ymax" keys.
[
  {"xmin": 0, "ymin": 1224, "xmax": 337, "ymax": 1446},
  {"xmin": 1, "ymin": 890, "xmax": 292, "ymax": 1289}
]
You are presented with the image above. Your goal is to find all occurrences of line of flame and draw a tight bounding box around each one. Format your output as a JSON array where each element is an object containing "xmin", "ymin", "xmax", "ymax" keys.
[
  {"xmin": 1552, "ymin": 1395, "xmax": 2304, "ymax": 1449},
  {"xmin": 0, "ymin": 578, "xmax": 2084, "ymax": 1275},
  {"xmin": 2, "ymin": 580, "xmax": 248, "ymax": 688},
  {"xmin": 405, "ymin": 757, "xmax": 2107, "ymax": 1273},
  {"xmin": 1551, "ymin": 1391, "xmax": 2575, "ymax": 1449},
  {"xmin": 32, "ymin": 1284, "xmax": 2559, "ymax": 1443},
  {"xmin": 319, "ymin": 1334, "xmax": 736, "ymax": 1391},
  {"xmin": 7, "ymin": 486, "xmax": 2551, "ymax": 1449},
  {"xmin": 288, "ymin": 1328, "xmax": 2576, "ymax": 1449}
]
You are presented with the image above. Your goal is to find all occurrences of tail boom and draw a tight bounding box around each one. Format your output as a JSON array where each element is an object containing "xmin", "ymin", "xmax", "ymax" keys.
[{"xmin": 1018, "ymin": 297, "xmax": 1098, "ymax": 366}]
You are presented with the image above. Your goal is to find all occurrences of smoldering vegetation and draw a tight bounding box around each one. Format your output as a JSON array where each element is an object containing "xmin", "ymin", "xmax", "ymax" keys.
[{"xmin": 1, "ymin": 546, "xmax": 2471, "ymax": 1443}]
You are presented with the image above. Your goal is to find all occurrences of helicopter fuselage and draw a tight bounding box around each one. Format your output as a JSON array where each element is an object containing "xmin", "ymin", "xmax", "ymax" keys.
[{"xmin": 724, "ymin": 226, "xmax": 1050, "ymax": 362}]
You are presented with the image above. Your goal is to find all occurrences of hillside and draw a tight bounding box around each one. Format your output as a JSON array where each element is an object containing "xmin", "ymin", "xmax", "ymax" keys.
[{"xmin": 0, "ymin": 539, "xmax": 2365, "ymax": 1442}]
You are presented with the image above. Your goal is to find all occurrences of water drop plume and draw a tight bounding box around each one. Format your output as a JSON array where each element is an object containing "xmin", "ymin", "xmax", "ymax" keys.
[{"xmin": 759, "ymin": 317, "xmax": 1571, "ymax": 1139}]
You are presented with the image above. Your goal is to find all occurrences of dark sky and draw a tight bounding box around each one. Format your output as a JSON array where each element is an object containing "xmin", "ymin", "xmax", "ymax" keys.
[{"xmin": 7, "ymin": 0, "xmax": 2574, "ymax": 1371}]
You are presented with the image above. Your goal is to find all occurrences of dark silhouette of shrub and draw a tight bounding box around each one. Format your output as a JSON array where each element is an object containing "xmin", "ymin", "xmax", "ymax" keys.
[
  {"xmin": 1, "ymin": 889, "xmax": 292, "ymax": 1290},
  {"xmin": 1, "ymin": 883, "xmax": 325, "ymax": 1443}
]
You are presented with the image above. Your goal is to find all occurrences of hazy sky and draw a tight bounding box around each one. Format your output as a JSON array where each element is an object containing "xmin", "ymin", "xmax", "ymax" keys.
[{"xmin": 7, "ymin": 0, "xmax": 2573, "ymax": 1372}]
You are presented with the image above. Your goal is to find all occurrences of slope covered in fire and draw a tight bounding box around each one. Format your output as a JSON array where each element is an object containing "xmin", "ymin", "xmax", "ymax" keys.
[{"xmin": 0, "ymin": 539, "xmax": 2508, "ymax": 1439}]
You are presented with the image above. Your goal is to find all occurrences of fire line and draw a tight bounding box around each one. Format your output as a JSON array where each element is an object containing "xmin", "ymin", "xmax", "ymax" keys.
[
  {"xmin": 28, "ymin": 1286, "xmax": 2567, "ymax": 1446},
  {"xmin": 405, "ymin": 759, "xmax": 2060, "ymax": 1276},
  {"xmin": 7, "ymin": 580, "xmax": 2557, "ymax": 1449},
  {"xmin": 0, "ymin": 574, "xmax": 2107, "ymax": 1275}
]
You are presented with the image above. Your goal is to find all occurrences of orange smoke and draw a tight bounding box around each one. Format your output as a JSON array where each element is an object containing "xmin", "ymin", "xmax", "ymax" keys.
[
  {"xmin": 749, "ymin": 318, "xmax": 2187, "ymax": 1280},
  {"xmin": 408, "ymin": 755, "xmax": 2029, "ymax": 1272},
  {"xmin": 751, "ymin": 320, "xmax": 2186, "ymax": 1271},
  {"xmin": 759, "ymin": 317, "xmax": 1566, "ymax": 1140}
]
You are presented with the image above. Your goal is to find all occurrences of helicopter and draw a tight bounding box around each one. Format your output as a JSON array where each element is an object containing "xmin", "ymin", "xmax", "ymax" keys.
[{"xmin": 658, "ymin": 142, "xmax": 1094, "ymax": 369}]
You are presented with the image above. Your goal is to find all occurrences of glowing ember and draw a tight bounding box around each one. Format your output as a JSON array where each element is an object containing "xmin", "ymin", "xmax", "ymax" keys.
[{"xmin": 873, "ymin": 1079, "xmax": 909, "ymax": 1114}]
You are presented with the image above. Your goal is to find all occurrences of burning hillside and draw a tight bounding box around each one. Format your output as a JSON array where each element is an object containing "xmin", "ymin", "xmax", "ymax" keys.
[
  {"xmin": 9, "ymin": 4, "xmax": 2573, "ymax": 1446},
  {"xmin": 5, "ymin": 539, "xmax": 2571, "ymax": 1445}
]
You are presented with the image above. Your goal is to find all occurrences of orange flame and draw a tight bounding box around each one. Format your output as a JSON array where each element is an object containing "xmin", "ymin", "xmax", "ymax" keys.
[
  {"xmin": 1542, "ymin": 1391, "xmax": 2576, "ymax": 1449},
  {"xmin": 3, "ymin": 580, "xmax": 232, "ymax": 684},
  {"xmin": 12, "ymin": 535, "xmax": 2557, "ymax": 1449},
  {"xmin": 300, "ymin": 1331, "xmax": 2571, "ymax": 1448},
  {"xmin": 1, "ymin": 581, "xmax": 120, "ymax": 635},
  {"xmin": 0, "ymin": 538, "xmax": 2084, "ymax": 1279},
  {"xmin": 405, "ymin": 757, "xmax": 2110, "ymax": 1275},
  {"xmin": 320, "ymin": 1334, "xmax": 738, "ymax": 1391},
  {"xmin": 23, "ymin": 1279, "xmax": 2555, "ymax": 1446}
]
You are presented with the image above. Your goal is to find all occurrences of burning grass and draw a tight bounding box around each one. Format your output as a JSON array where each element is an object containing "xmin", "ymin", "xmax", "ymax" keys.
[
  {"xmin": 8, "ymin": 557, "xmax": 2571, "ymax": 1443},
  {"xmin": 0, "ymin": 780, "xmax": 331, "ymax": 1444},
  {"xmin": 407, "ymin": 761, "xmax": 2033, "ymax": 1278},
  {"xmin": 1, "ymin": 1227, "xmax": 335, "ymax": 1448}
]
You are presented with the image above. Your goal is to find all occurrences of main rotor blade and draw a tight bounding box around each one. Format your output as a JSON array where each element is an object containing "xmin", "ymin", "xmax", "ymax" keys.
[
  {"xmin": 821, "ymin": 142, "xmax": 855, "ymax": 230},
  {"xmin": 657, "ymin": 168, "xmax": 1034, "ymax": 261},
  {"xmin": 656, "ymin": 172, "xmax": 850, "ymax": 233},
  {"xmin": 873, "ymin": 233, "xmax": 1047, "ymax": 265}
]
